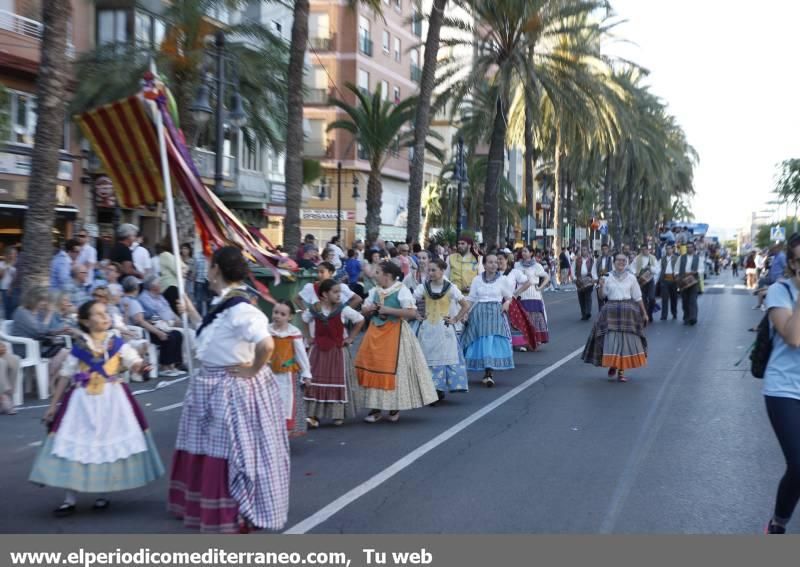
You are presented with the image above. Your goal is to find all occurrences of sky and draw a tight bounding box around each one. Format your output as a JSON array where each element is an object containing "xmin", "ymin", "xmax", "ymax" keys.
[{"xmin": 607, "ymin": 0, "xmax": 800, "ymax": 240}]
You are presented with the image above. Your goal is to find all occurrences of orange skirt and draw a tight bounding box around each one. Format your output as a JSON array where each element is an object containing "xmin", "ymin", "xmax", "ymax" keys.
[{"xmin": 355, "ymin": 320, "xmax": 401, "ymax": 390}]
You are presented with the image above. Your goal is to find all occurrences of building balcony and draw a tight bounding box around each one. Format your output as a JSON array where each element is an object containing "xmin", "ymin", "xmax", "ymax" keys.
[
  {"xmin": 0, "ymin": 9, "xmax": 42, "ymax": 39},
  {"xmin": 309, "ymin": 34, "xmax": 335, "ymax": 51},
  {"xmin": 191, "ymin": 147, "xmax": 234, "ymax": 180},
  {"xmin": 304, "ymin": 138, "xmax": 334, "ymax": 159},
  {"xmin": 411, "ymin": 63, "xmax": 422, "ymax": 83},
  {"xmin": 359, "ymin": 35, "xmax": 373, "ymax": 57},
  {"xmin": 305, "ymin": 88, "xmax": 330, "ymax": 105}
]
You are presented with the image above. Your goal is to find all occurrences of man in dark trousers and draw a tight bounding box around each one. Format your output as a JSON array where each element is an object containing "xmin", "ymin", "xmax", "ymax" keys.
[
  {"xmin": 659, "ymin": 244, "xmax": 680, "ymax": 320},
  {"xmin": 572, "ymin": 246, "xmax": 595, "ymax": 320},
  {"xmin": 678, "ymin": 242, "xmax": 703, "ymax": 325},
  {"xmin": 592, "ymin": 243, "xmax": 613, "ymax": 307}
]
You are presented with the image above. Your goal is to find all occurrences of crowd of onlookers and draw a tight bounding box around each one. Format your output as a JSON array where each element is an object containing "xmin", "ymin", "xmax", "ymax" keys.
[{"xmin": 0, "ymin": 223, "xmax": 213, "ymax": 413}]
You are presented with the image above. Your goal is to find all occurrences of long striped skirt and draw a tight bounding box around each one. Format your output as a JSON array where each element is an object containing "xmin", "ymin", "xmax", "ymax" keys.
[
  {"xmin": 305, "ymin": 346, "xmax": 358, "ymax": 421},
  {"xmin": 582, "ymin": 300, "xmax": 647, "ymax": 370},
  {"xmin": 520, "ymin": 299, "xmax": 550, "ymax": 344},
  {"xmin": 168, "ymin": 365, "xmax": 290, "ymax": 533},
  {"xmin": 461, "ymin": 302, "xmax": 514, "ymax": 371}
]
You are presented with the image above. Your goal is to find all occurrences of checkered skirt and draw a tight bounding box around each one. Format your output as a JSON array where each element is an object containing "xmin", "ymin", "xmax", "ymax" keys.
[{"xmin": 171, "ymin": 365, "xmax": 290, "ymax": 531}]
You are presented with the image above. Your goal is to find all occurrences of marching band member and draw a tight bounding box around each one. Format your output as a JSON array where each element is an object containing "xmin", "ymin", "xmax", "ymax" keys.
[
  {"xmin": 630, "ymin": 243, "xmax": 660, "ymax": 322},
  {"xmin": 572, "ymin": 247, "xmax": 596, "ymax": 321},
  {"xmin": 658, "ymin": 244, "xmax": 680, "ymax": 320},
  {"xmin": 678, "ymin": 241, "xmax": 703, "ymax": 326},
  {"xmin": 582, "ymin": 252, "xmax": 649, "ymax": 383},
  {"xmin": 592, "ymin": 244, "xmax": 614, "ymax": 308}
]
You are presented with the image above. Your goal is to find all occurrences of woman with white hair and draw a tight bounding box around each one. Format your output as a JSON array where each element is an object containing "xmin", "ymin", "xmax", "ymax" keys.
[{"xmin": 120, "ymin": 276, "xmax": 183, "ymax": 377}]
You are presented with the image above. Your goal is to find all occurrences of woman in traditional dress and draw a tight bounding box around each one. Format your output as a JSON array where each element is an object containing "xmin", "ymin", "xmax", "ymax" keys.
[
  {"xmin": 413, "ymin": 259, "xmax": 471, "ymax": 403},
  {"xmin": 404, "ymin": 250, "xmax": 430, "ymax": 332},
  {"xmin": 302, "ymin": 279, "xmax": 364, "ymax": 428},
  {"xmin": 168, "ymin": 246, "xmax": 289, "ymax": 533},
  {"xmin": 29, "ymin": 300, "xmax": 163, "ymax": 517},
  {"xmin": 356, "ymin": 261, "xmax": 438, "ymax": 423},
  {"xmin": 461, "ymin": 254, "xmax": 515, "ymax": 387},
  {"xmin": 498, "ymin": 253, "xmax": 535, "ymax": 352},
  {"xmin": 268, "ymin": 300, "xmax": 312, "ymax": 438},
  {"xmin": 582, "ymin": 252, "xmax": 649, "ymax": 383},
  {"xmin": 514, "ymin": 246, "xmax": 551, "ymax": 345}
]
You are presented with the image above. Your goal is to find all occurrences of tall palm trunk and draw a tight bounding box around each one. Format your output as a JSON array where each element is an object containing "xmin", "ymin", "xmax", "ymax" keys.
[
  {"xmin": 565, "ymin": 176, "xmax": 574, "ymax": 246},
  {"xmin": 365, "ymin": 161, "xmax": 383, "ymax": 245},
  {"xmin": 20, "ymin": 0, "xmax": 71, "ymax": 288},
  {"xmin": 552, "ymin": 130, "xmax": 562, "ymax": 257},
  {"xmin": 524, "ymin": 95, "xmax": 536, "ymax": 247},
  {"xmin": 406, "ymin": 0, "xmax": 447, "ymax": 245},
  {"xmin": 283, "ymin": 0, "xmax": 309, "ymax": 255},
  {"xmin": 483, "ymin": 96, "xmax": 507, "ymax": 248}
]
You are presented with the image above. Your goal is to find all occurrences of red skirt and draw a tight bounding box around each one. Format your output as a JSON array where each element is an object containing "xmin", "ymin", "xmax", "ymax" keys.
[{"xmin": 168, "ymin": 451, "xmax": 240, "ymax": 533}]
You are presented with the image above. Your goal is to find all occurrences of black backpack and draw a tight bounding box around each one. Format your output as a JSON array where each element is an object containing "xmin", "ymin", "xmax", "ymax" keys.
[{"xmin": 750, "ymin": 281, "xmax": 792, "ymax": 378}]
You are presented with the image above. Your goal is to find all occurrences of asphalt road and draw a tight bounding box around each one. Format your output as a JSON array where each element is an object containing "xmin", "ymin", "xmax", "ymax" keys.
[{"xmin": 0, "ymin": 271, "xmax": 785, "ymax": 534}]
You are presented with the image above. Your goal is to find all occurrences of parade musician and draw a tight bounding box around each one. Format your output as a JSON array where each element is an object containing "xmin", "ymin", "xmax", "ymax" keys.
[
  {"xmin": 678, "ymin": 241, "xmax": 703, "ymax": 326},
  {"xmin": 572, "ymin": 247, "xmax": 595, "ymax": 320},
  {"xmin": 630, "ymin": 243, "xmax": 659, "ymax": 322},
  {"xmin": 658, "ymin": 244, "xmax": 679, "ymax": 320}
]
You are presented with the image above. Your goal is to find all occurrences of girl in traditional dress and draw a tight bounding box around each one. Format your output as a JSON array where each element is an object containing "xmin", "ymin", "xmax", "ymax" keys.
[
  {"xmin": 302, "ymin": 279, "xmax": 364, "ymax": 428},
  {"xmin": 404, "ymin": 250, "xmax": 430, "ymax": 333},
  {"xmin": 268, "ymin": 300, "xmax": 312, "ymax": 438},
  {"xmin": 498, "ymin": 253, "xmax": 535, "ymax": 352},
  {"xmin": 582, "ymin": 252, "xmax": 648, "ymax": 383},
  {"xmin": 514, "ymin": 246, "xmax": 551, "ymax": 344},
  {"xmin": 168, "ymin": 246, "xmax": 289, "ymax": 533},
  {"xmin": 461, "ymin": 254, "xmax": 515, "ymax": 387},
  {"xmin": 29, "ymin": 300, "xmax": 163, "ymax": 517},
  {"xmin": 413, "ymin": 259, "xmax": 471, "ymax": 403},
  {"xmin": 356, "ymin": 261, "xmax": 438, "ymax": 423}
]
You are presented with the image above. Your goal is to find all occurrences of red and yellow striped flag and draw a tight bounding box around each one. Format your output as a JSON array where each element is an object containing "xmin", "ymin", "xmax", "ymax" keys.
[{"xmin": 76, "ymin": 95, "xmax": 165, "ymax": 208}]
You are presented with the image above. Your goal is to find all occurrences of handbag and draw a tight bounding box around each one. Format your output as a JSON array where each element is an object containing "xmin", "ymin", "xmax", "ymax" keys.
[{"xmin": 41, "ymin": 335, "xmax": 67, "ymax": 358}]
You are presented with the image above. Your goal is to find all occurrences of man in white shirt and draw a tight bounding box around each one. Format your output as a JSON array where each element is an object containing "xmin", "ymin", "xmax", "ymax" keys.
[
  {"xmin": 678, "ymin": 241, "xmax": 704, "ymax": 325},
  {"xmin": 75, "ymin": 228, "xmax": 98, "ymax": 287},
  {"xmin": 591, "ymin": 244, "xmax": 614, "ymax": 307},
  {"xmin": 658, "ymin": 244, "xmax": 680, "ymax": 320},
  {"xmin": 572, "ymin": 247, "xmax": 595, "ymax": 320},
  {"xmin": 131, "ymin": 236, "xmax": 153, "ymax": 277},
  {"xmin": 630, "ymin": 243, "xmax": 659, "ymax": 322}
]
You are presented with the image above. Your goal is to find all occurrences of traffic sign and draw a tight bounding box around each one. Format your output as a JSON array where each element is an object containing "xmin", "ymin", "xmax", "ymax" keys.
[{"xmin": 771, "ymin": 226, "xmax": 786, "ymax": 242}]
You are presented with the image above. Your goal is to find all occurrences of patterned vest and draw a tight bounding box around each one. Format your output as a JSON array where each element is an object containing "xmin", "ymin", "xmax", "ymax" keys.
[
  {"xmin": 661, "ymin": 255, "xmax": 678, "ymax": 274},
  {"xmin": 371, "ymin": 288, "xmax": 403, "ymax": 326},
  {"xmin": 312, "ymin": 306, "xmax": 346, "ymax": 351},
  {"xmin": 678, "ymin": 255, "xmax": 700, "ymax": 276},
  {"xmin": 449, "ymin": 253, "xmax": 480, "ymax": 291},
  {"xmin": 576, "ymin": 256, "xmax": 593, "ymax": 276}
]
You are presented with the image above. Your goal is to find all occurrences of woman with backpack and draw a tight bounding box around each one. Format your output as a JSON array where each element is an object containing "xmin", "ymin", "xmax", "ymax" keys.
[{"xmin": 762, "ymin": 234, "xmax": 800, "ymax": 533}]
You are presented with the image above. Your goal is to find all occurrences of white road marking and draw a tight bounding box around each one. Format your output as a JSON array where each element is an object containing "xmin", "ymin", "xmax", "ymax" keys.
[
  {"xmin": 154, "ymin": 401, "xmax": 185, "ymax": 412},
  {"xmin": 13, "ymin": 374, "xmax": 190, "ymax": 412},
  {"xmin": 283, "ymin": 345, "xmax": 585, "ymax": 534}
]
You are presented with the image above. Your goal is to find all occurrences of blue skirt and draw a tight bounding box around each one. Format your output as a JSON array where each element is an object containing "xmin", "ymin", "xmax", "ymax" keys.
[
  {"xmin": 462, "ymin": 303, "xmax": 514, "ymax": 371},
  {"xmin": 29, "ymin": 431, "xmax": 165, "ymax": 493}
]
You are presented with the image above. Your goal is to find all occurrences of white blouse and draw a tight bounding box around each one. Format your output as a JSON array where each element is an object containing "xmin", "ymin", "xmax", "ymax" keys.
[
  {"xmin": 467, "ymin": 273, "xmax": 514, "ymax": 303},
  {"xmin": 601, "ymin": 272, "xmax": 643, "ymax": 302},
  {"xmin": 195, "ymin": 287, "xmax": 271, "ymax": 366},
  {"xmin": 514, "ymin": 262, "xmax": 548, "ymax": 301},
  {"xmin": 268, "ymin": 323, "xmax": 312, "ymax": 379},
  {"xmin": 301, "ymin": 305, "xmax": 364, "ymax": 338},
  {"xmin": 364, "ymin": 283, "xmax": 417, "ymax": 310},
  {"xmin": 299, "ymin": 281, "xmax": 354, "ymax": 305}
]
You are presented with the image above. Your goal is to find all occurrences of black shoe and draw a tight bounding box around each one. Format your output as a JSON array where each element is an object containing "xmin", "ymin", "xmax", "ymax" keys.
[
  {"xmin": 93, "ymin": 498, "xmax": 110, "ymax": 510},
  {"xmin": 672, "ymin": 315, "xmax": 678, "ymax": 320},
  {"xmin": 766, "ymin": 520, "xmax": 786, "ymax": 534},
  {"xmin": 53, "ymin": 503, "xmax": 76, "ymax": 518},
  {"xmin": 660, "ymin": 317, "xmax": 667, "ymax": 321},
  {"xmin": 690, "ymin": 320, "xmax": 697, "ymax": 326}
]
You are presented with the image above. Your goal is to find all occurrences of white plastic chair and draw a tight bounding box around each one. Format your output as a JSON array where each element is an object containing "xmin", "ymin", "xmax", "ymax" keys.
[
  {"xmin": 125, "ymin": 326, "xmax": 158, "ymax": 380},
  {"xmin": 0, "ymin": 320, "xmax": 48, "ymax": 405}
]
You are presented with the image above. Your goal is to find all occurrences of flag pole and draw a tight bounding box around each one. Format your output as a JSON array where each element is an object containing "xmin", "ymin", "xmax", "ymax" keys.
[{"xmin": 151, "ymin": 74, "xmax": 194, "ymax": 378}]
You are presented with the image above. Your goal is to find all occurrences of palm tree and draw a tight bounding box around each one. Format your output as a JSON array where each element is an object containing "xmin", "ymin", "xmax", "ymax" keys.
[
  {"xmin": 72, "ymin": 0, "xmax": 289, "ymax": 246},
  {"xmin": 438, "ymin": 0, "xmax": 609, "ymax": 248},
  {"xmin": 327, "ymin": 84, "xmax": 442, "ymax": 244},
  {"xmin": 20, "ymin": 0, "xmax": 72, "ymax": 287},
  {"xmin": 283, "ymin": 0, "xmax": 385, "ymax": 255},
  {"xmin": 406, "ymin": 0, "xmax": 448, "ymax": 245}
]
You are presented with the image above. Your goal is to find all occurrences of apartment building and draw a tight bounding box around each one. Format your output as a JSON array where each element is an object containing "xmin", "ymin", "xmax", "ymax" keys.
[
  {"xmin": 0, "ymin": 0, "xmax": 88, "ymax": 247},
  {"xmin": 301, "ymin": 0, "xmax": 424, "ymax": 244}
]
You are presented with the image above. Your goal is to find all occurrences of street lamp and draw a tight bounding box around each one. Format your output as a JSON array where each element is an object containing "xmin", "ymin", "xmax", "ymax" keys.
[
  {"xmin": 335, "ymin": 163, "xmax": 361, "ymax": 242},
  {"xmin": 190, "ymin": 30, "xmax": 247, "ymax": 194},
  {"xmin": 455, "ymin": 136, "xmax": 466, "ymax": 244}
]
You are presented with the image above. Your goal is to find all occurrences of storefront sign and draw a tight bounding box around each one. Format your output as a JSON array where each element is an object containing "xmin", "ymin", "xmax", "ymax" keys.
[
  {"xmin": 301, "ymin": 209, "xmax": 355, "ymax": 221},
  {"xmin": 266, "ymin": 205, "xmax": 286, "ymax": 217},
  {"xmin": 0, "ymin": 152, "xmax": 72, "ymax": 180}
]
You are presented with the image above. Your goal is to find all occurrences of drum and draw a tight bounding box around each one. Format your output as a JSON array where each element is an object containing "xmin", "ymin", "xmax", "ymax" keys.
[
  {"xmin": 577, "ymin": 276, "xmax": 595, "ymax": 290},
  {"xmin": 679, "ymin": 274, "xmax": 698, "ymax": 290},
  {"xmin": 637, "ymin": 268, "xmax": 653, "ymax": 287}
]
